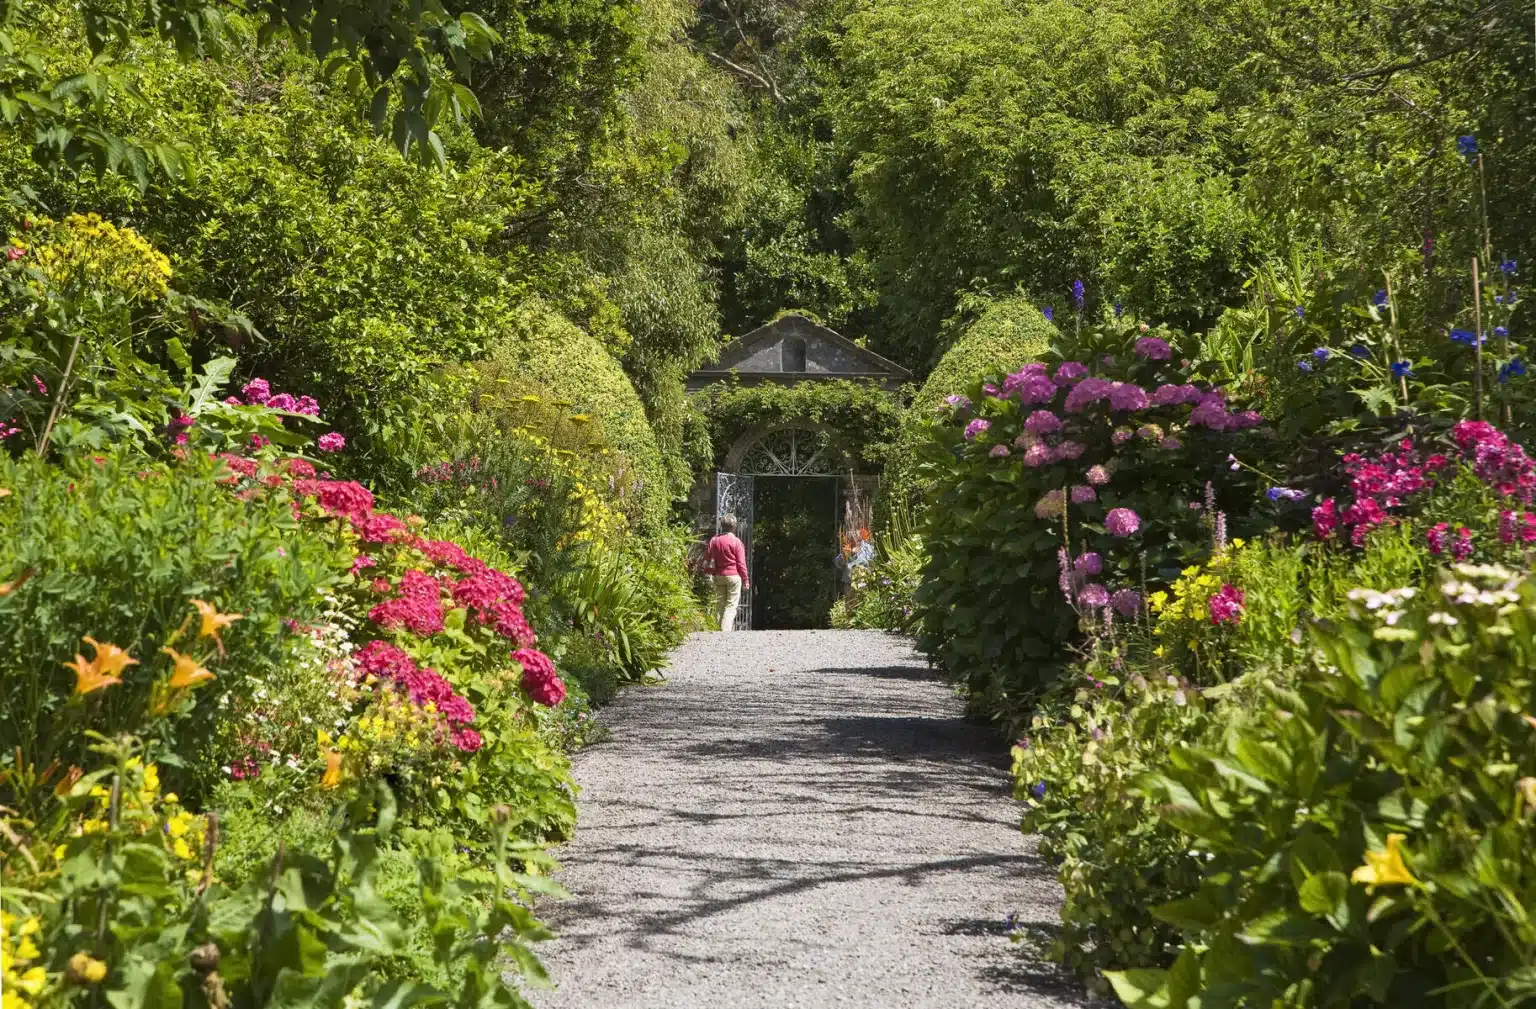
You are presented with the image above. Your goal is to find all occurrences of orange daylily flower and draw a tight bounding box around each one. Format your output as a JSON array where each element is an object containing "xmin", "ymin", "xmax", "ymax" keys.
[
  {"xmin": 0, "ymin": 566, "xmax": 33, "ymax": 596},
  {"xmin": 161, "ymin": 648, "xmax": 215, "ymax": 689},
  {"xmin": 320, "ymin": 751, "xmax": 344, "ymax": 789},
  {"xmin": 190, "ymin": 600, "xmax": 241, "ymax": 655},
  {"xmin": 66, "ymin": 637, "xmax": 138, "ymax": 695}
]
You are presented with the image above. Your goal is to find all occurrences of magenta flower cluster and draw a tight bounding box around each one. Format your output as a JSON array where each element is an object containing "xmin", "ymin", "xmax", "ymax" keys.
[
  {"xmin": 355, "ymin": 640, "xmax": 482, "ymax": 752},
  {"xmin": 1314, "ymin": 423, "xmax": 1536, "ymax": 549},
  {"xmin": 224, "ymin": 377, "xmax": 346, "ymax": 454},
  {"xmin": 1208, "ymin": 584, "xmax": 1244, "ymax": 625}
]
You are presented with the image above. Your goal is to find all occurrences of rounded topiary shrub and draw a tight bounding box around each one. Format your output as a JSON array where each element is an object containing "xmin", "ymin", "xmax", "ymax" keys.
[
  {"xmin": 473, "ymin": 299, "xmax": 670, "ymax": 530},
  {"xmin": 880, "ymin": 295, "xmax": 1057, "ymax": 519}
]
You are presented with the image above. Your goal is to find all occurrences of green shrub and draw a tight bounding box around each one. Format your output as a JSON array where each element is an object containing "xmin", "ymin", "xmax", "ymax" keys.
[
  {"xmin": 473, "ymin": 300, "xmax": 670, "ymax": 529},
  {"xmin": 0, "ymin": 450, "xmax": 344, "ymax": 812},
  {"xmin": 880, "ymin": 295, "xmax": 1055, "ymax": 518},
  {"xmin": 829, "ymin": 531, "xmax": 925, "ymax": 632},
  {"xmin": 1118, "ymin": 563, "xmax": 1536, "ymax": 1008}
]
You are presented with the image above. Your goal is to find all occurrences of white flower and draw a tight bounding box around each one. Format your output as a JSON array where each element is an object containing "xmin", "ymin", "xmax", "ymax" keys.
[{"xmin": 1427, "ymin": 611, "xmax": 1459, "ymax": 625}]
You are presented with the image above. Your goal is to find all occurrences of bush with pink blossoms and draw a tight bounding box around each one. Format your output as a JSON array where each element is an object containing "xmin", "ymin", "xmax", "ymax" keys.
[{"xmin": 913, "ymin": 314, "xmax": 1266, "ymax": 721}]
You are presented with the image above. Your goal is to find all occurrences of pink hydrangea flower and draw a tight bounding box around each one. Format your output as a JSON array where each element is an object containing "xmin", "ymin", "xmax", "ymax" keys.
[
  {"xmin": 1053, "ymin": 362, "xmax": 1089, "ymax": 386},
  {"xmin": 1189, "ymin": 393, "xmax": 1232, "ymax": 430},
  {"xmin": 1073, "ymin": 552, "xmax": 1102, "ymax": 575},
  {"xmin": 1023, "ymin": 442, "xmax": 1053, "ymax": 468},
  {"xmin": 1002, "ymin": 364, "xmax": 1050, "ymax": 398},
  {"xmin": 1056, "ymin": 440, "xmax": 1086, "ymax": 460},
  {"xmin": 1159, "ymin": 436, "xmax": 1183, "ymax": 451},
  {"xmin": 989, "ymin": 444, "xmax": 1011, "ymax": 458},
  {"xmin": 1034, "ymin": 489, "xmax": 1067, "ymax": 519},
  {"xmin": 1133, "ymin": 336, "xmax": 1172, "ymax": 360},
  {"xmin": 963, "ymin": 418, "xmax": 992, "ymax": 441},
  {"xmin": 1078, "ymin": 584, "xmax": 1109, "ymax": 608},
  {"xmin": 1070, "ymin": 484, "xmax": 1096, "ymax": 504},
  {"xmin": 1150, "ymin": 383, "xmax": 1202, "ymax": 406},
  {"xmin": 1064, "ymin": 377, "xmax": 1114, "ymax": 412},
  {"xmin": 1108, "ymin": 383, "xmax": 1149, "ymax": 412},
  {"xmin": 1112, "ymin": 429, "xmax": 1133, "ymax": 446},
  {"xmin": 1086, "ymin": 465, "xmax": 1110, "ymax": 486},
  {"xmin": 1105, "ymin": 507, "xmax": 1141, "ymax": 537},
  {"xmin": 1024, "ymin": 410, "xmax": 1063, "ymax": 435}
]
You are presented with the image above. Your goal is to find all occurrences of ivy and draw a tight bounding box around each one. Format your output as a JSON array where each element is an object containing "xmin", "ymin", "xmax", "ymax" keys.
[{"xmin": 693, "ymin": 377, "xmax": 905, "ymax": 472}]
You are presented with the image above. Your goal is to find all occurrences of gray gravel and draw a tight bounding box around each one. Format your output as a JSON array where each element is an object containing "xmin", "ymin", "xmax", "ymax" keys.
[{"xmin": 531, "ymin": 630, "xmax": 1084, "ymax": 1009}]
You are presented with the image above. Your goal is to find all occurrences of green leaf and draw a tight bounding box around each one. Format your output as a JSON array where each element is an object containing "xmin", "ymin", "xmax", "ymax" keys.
[
  {"xmin": 1105, "ymin": 969, "xmax": 1171, "ymax": 1009},
  {"xmin": 1297, "ymin": 870, "xmax": 1349, "ymax": 920}
]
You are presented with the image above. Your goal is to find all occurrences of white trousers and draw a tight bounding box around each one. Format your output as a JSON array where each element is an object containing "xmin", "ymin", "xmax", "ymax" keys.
[{"xmin": 713, "ymin": 575, "xmax": 743, "ymax": 632}]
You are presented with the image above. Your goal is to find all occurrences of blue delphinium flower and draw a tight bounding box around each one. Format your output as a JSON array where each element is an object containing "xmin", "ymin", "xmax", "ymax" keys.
[
  {"xmin": 1450, "ymin": 328, "xmax": 1481, "ymax": 345},
  {"xmin": 1501, "ymin": 260, "xmax": 1518, "ymax": 275},
  {"xmin": 1043, "ymin": 306, "xmax": 1053, "ymax": 322},
  {"xmin": 1496, "ymin": 325, "xmax": 1510, "ymax": 338},
  {"xmin": 1072, "ymin": 280, "xmax": 1085, "ymax": 308},
  {"xmin": 1298, "ymin": 359, "xmax": 1314, "ymax": 372},
  {"xmin": 1391, "ymin": 360, "xmax": 1413, "ymax": 378},
  {"xmin": 1293, "ymin": 305, "xmax": 1305, "ymax": 320},
  {"xmin": 1313, "ymin": 347, "xmax": 1331, "ymax": 361},
  {"xmin": 1499, "ymin": 358, "xmax": 1526, "ymax": 383},
  {"xmin": 1497, "ymin": 295, "xmax": 1505, "ymax": 305},
  {"xmin": 1372, "ymin": 289, "xmax": 1388, "ymax": 308},
  {"xmin": 1030, "ymin": 781, "xmax": 1047, "ymax": 799},
  {"xmin": 1458, "ymin": 135, "xmax": 1478, "ymax": 156},
  {"xmin": 1266, "ymin": 487, "xmax": 1306, "ymax": 502},
  {"xmin": 1350, "ymin": 343, "xmax": 1370, "ymax": 357},
  {"xmin": 1114, "ymin": 299, "xmax": 1124, "ymax": 318}
]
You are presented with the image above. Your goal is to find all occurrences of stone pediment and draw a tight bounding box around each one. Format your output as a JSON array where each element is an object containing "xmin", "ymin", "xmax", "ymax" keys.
[{"xmin": 686, "ymin": 314, "xmax": 911, "ymax": 392}]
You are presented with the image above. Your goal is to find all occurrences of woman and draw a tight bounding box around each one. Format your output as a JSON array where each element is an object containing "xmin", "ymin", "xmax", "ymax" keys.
[{"xmin": 705, "ymin": 515, "xmax": 750, "ymax": 632}]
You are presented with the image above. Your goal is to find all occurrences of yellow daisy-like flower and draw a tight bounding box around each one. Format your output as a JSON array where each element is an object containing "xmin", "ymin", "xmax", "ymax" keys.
[{"xmin": 1351, "ymin": 833, "xmax": 1418, "ymax": 887}]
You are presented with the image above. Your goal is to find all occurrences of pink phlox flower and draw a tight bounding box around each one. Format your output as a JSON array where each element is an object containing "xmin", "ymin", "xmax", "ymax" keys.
[
  {"xmin": 286, "ymin": 458, "xmax": 317, "ymax": 478},
  {"xmin": 316, "ymin": 480, "xmax": 374, "ymax": 522},
  {"xmin": 1024, "ymin": 410, "xmax": 1064, "ymax": 435},
  {"xmin": 1425, "ymin": 522, "xmax": 1448, "ymax": 556},
  {"xmin": 355, "ymin": 513, "xmax": 408, "ymax": 543},
  {"xmin": 242, "ymin": 378, "xmax": 272, "ymax": 405},
  {"xmin": 223, "ymin": 396, "xmax": 243, "ymax": 406},
  {"xmin": 450, "ymin": 727, "xmax": 483, "ymax": 753},
  {"xmin": 317, "ymin": 432, "xmax": 346, "ymax": 453},
  {"xmin": 1452, "ymin": 526, "xmax": 1475, "ymax": 561},
  {"xmin": 250, "ymin": 434, "xmax": 270, "ymax": 450},
  {"xmin": 452, "ymin": 569, "xmax": 527, "ymax": 610},
  {"xmin": 1064, "ymin": 377, "xmax": 1114, "ymax": 413},
  {"xmin": 1500, "ymin": 510, "xmax": 1517, "ymax": 544},
  {"xmin": 355, "ymin": 640, "xmax": 417, "ymax": 681},
  {"xmin": 515, "ymin": 648, "xmax": 566, "ymax": 706},
  {"xmin": 295, "ymin": 396, "xmax": 321, "ymax": 416},
  {"xmin": 267, "ymin": 393, "xmax": 297, "ymax": 411},
  {"xmin": 490, "ymin": 601, "xmax": 535, "ymax": 646},
  {"xmin": 351, "ymin": 554, "xmax": 378, "ymax": 574},
  {"xmin": 1208, "ymin": 584, "xmax": 1244, "ymax": 625},
  {"xmin": 1108, "ymin": 383, "xmax": 1150, "ymax": 412},
  {"xmin": 1105, "ymin": 507, "xmax": 1141, "ymax": 537}
]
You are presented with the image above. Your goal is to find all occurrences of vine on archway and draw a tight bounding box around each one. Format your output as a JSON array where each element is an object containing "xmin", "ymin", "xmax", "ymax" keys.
[{"xmin": 694, "ymin": 378, "xmax": 905, "ymax": 473}]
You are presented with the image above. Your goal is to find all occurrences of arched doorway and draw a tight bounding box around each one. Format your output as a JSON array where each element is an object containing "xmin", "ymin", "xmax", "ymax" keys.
[{"xmin": 716, "ymin": 425, "xmax": 866, "ymax": 630}]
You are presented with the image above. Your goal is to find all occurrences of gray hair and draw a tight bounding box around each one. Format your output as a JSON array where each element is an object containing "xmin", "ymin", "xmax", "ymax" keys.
[{"xmin": 720, "ymin": 514, "xmax": 738, "ymax": 533}]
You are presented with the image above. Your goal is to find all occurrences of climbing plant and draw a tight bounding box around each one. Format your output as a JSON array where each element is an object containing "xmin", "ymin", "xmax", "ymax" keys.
[{"xmin": 694, "ymin": 377, "xmax": 904, "ymax": 472}]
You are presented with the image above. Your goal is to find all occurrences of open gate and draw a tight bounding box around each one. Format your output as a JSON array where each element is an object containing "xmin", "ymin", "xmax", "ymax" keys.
[{"xmin": 715, "ymin": 472, "xmax": 754, "ymax": 630}]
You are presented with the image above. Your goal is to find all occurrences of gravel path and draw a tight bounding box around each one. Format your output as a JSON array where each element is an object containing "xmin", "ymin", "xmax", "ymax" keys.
[{"xmin": 531, "ymin": 630, "xmax": 1083, "ymax": 1009}]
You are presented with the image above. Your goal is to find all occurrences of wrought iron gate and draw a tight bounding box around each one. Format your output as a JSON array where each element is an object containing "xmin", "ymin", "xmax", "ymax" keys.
[{"xmin": 715, "ymin": 472, "xmax": 754, "ymax": 630}]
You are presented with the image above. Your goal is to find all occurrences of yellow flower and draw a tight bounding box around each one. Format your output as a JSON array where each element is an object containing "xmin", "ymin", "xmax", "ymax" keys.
[
  {"xmin": 67, "ymin": 952, "xmax": 107, "ymax": 984},
  {"xmin": 190, "ymin": 600, "xmax": 241, "ymax": 655},
  {"xmin": 1181, "ymin": 565, "xmax": 1201, "ymax": 578},
  {"xmin": 15, "ymin": 938, "xmax": 39, "ymax": 961},
  {"xmin": 53, "ymin": 844, "xmax": 67, "ymax": 862},
  {"xmin": 162, "ymin": 793, "xmax": 178, "ymax": 805},
  {"xmin": 161, "ymin": 648, "xmax": 214, "ymax": 690},
  {"xmin": 19, "ymin": 965, "xmax": 48, "ymax": 992},
  {"xmin": 1351, "ymin": 833, "xmax": 1418, "ymax": 887},
  {"xmin": 320, "ymin": 751, "xmax": 344, "ymax": 789},
  {"xmin": 172, "ymin": 838, "xmax": 194, "ymax": 861},
  {"xmin": 66, "ymin": 637, "xmax": 138, "ymax": 695},
  {"xmin": 1153, "ymin": 645, "xmax": 1167, "ymax": 658},
  {"xmin": 167, "ymin": 812, "xmax": 193, "ymax": 839}
]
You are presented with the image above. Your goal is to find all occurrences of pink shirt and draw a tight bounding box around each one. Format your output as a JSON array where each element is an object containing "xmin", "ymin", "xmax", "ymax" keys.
[{"xmin": 705, "ymin": 534, "xmax": 749, "ymax": 586}]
